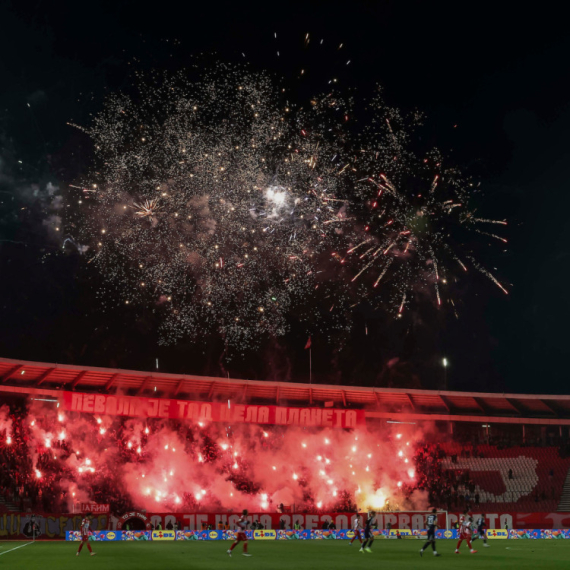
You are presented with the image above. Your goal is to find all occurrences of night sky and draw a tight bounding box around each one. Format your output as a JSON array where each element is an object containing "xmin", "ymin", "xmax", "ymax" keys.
[{"xmin": 1, "ymin": 1, "xmax": 569, "ymax": 394}]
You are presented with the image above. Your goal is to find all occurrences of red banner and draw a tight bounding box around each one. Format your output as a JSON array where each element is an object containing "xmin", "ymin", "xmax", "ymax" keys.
[
  {"xmin": 61, "ymin": 392, "xmax": 365, "ymax": 428},
  {"xmin": 80, "ymin": 503, "xmax": 110, "ymax": 514},
  {"xmin": 139, "ymin": 511, "xmax": 570, "ymax": 531}
]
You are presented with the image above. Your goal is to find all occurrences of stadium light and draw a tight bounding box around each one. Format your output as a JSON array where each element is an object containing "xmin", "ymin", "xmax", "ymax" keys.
[{"xmin": 442, "ymin": 358, "xmax": 448, "ymax": 367}]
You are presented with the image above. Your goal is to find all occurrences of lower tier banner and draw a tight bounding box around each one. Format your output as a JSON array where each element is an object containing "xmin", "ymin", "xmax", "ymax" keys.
[
  {"xmin": 5, "ymin": 511, "xmax": 570, "ymax": 540},
  {"xmin": 125, "ymin": 511, "xmax": 570, "ymax": 532},
  {"xmin": 65, "ymin": 529, "xmax": 570, "ymax": 541}
]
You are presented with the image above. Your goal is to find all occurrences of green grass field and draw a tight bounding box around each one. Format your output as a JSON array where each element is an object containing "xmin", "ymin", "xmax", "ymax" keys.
[{"xmin": 2, "ymin": 539, "xmax": 570, "ymax": 569}]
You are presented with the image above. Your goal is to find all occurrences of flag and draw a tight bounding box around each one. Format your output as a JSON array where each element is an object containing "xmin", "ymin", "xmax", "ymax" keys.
[{"xmin": 304, "ymin": 337, "xmax": 311, "ymax": 350}]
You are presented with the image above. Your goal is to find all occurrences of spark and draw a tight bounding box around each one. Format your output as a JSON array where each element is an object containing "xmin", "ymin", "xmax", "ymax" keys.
[{"xmin": 133, "ymin": 198, "xmax": 162, "ymax": 218}]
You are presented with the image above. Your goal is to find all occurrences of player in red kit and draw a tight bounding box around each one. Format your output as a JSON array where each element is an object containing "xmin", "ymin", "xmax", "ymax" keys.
[
  {"xmin": 76, "ymin": 513, "xmax": 97, "ymax": 556},
  {"xmin": 349, "ymin": 513, "xmax": 363, "ymax": 546},
  {"xmin": 227, "ymin": 509, "xmax": 252, "ymax": 557},
  {"xmin": 455, "ymin": 510, "xmax": 477, "ymax": 554}
]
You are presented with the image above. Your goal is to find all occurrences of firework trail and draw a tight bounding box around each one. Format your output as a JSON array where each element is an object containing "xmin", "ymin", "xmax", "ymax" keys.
[{"xmin": 338, "ymin": 93, "xmax": 508, "ymax": 316}]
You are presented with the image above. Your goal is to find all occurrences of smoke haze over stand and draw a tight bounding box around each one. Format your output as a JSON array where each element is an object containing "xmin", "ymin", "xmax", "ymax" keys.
[{"xmin": 15, "ymin": 400, "xmax": 432, "ymax": 515}]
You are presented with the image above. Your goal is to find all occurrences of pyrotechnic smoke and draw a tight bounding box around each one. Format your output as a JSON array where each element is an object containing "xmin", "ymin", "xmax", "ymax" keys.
[
  {"xmin": 22, "ymin": 401, "xmax": 428, "ymax": 513},
  {"xmin": 0, "ymin": 405, "xmax": 13, "ymax": 444},
  {"xmin": 0, "ymin": 130, "xmax": 65, "ymax": 245}
]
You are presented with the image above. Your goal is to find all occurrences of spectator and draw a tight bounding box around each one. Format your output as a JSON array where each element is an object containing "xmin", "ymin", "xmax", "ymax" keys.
[
  {"xmin": 322, "ymin": 520, "xmax": 329, "ymax": 530},
  {"xmin": 280, "ymin": 518, "xmax": 286, "ymax": 530},
  {"xmin": 508, "ymin": 469, "xmax": 513, "ymax": 480}
]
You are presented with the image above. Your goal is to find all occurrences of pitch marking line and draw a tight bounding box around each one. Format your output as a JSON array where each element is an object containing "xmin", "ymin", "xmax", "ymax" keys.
[{"xmin": 0, "ymin": 542, "xmax": 33, "ymax": 556}]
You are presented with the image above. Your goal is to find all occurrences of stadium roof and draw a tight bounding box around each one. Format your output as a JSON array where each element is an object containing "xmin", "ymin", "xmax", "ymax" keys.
[{"xmin": 1, "ymin": 356, "xmax": 569, "ymax": 425}]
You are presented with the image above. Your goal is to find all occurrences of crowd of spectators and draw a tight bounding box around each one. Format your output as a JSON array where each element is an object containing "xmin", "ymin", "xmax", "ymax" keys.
[
  {"xmin": 413, "ymin": 442, "xmax": 483, "ymax": 511},
  {"xmin": 0, "ymin": 403, "xmax": 136, "ymax": 514},
  {"xmin": 1, "ymin": 400, "xmax": 568, "ymax": 516},
  {"xmin": 0, "ymin": 405, "xmax": 41, "ymax": 511},
  {"xmin": 412, "ymin": 439, "xmax": 565, "ymax": 512}
]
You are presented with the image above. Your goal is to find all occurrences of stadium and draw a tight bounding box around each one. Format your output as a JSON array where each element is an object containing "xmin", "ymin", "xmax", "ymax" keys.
[
  {"xmin": 2, "ymin": 2, "xmax": 570, "ymax": 568},
  {"xmin": 2, "ymin": 356, "xmax": 570, "ymax": 568}
]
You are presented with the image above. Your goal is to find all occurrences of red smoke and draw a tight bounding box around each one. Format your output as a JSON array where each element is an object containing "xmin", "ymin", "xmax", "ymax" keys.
[{"xmin": 16, "ymin": 400, "xmax": 428, "ymax": 513}]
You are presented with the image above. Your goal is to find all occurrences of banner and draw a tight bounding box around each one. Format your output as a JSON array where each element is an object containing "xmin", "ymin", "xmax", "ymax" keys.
[
  {"xmin": 487, "ymin": 529, "xmax": 509, "ymax": 539},
  {"xmin": 62, "ymin": 391, "xmax": 365, "ymax": 428},
  {"xmin": 125, "ymin": 512, "xmax": 570, "ymax": 532},
  {"xmin": 0, "ymin": 514, "xmax": 109, "ymax": 540},
  {"xmin": 6, "ymin": 511, "xmax": 570, "ymax": 540},
  {"xmin": 253, "ymin": 529, "xmax": 276, "ymax": 540},
  {"xmin": 152, "ymin": 530, "xmax": 176, "ymax": 540},
  {"xmin": 510, "ymin": 529, "xmax": 570, "ymax": 539},
  {"xmin": 80, "ymin": 503, "xmax": 110, "ymax": 514},
  {"xmin": 66, "ymin": 531, "xmax": 150, "ymax": 541},
  {"xmin": 177, "ymin": 531, "xmax": 216, "ymax": 540},
  {"xmin": 64, "ymin": 528, "xmax": 570, "ymax": 541},
  {"xmin": 67, "ymin": 530, "xmax": 120, "ymax": 541},
  {"xmin": 390, "ymin": 528, "xmax": 413, "ymax": 537},
  {"xmin": 122, "ymin": 531, "xmax": 151, "ymax": 541}
]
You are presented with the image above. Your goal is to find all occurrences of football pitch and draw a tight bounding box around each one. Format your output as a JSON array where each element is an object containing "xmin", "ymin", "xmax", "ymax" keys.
[{"xmin": 2, "ymin": 539, "xmax": 570, "ymax": 569}]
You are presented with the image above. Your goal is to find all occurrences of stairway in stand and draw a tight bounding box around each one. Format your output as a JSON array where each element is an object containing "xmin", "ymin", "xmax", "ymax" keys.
[
  {"xmin": 558, "ymin": 467, "xmax": 570, "ymax": 511},
  {"xmin": 0, "ymin": 496, "xmax": 20, "ymax": 512}
]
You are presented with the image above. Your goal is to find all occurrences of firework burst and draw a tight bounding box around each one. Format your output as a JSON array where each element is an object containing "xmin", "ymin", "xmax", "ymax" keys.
[
  {"xmin": 65, "ymin": 58, "xmax": 507, "ymax": 344},
  {"xmin": 339, "ymin": 95, "xmax": 508, "ymax": 316},
  {"xmin": 68, "ymin": 67, "xmax": 351, "ymax": 346},
  {"xmin": 133, "ymin": 199, "xmax": 161, "ymax": 219}
]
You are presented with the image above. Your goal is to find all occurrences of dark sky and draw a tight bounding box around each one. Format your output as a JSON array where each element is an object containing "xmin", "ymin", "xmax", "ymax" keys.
[{"xmin": 1, "ymin": 0, "xmax": 569, "ymax": 394}]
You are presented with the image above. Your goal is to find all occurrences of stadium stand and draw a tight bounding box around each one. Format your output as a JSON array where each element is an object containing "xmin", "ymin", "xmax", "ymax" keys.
[
  {"xmin": 2, "ymin": 357, "xmax": 570, "ymax": 517},
  {"xmin": 437, "ymin": 444, "xmax": 570, "ymax": 512}
]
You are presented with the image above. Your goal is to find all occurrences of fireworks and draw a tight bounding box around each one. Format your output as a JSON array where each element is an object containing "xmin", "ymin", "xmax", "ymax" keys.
[
  {"xmin": 337, "ymin": 95, "xmax": 508, "ymax": 315},
  {"xmin": 69, "ymin": 66, "xmax": 350, "ymax": 348},
  {"xmin": 64, "ymin": 55, "xmax": 507, "ymax": 344},
  {"xmin": 133, "ymin": 199, "xmax": 162, "ymax": 219}
]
